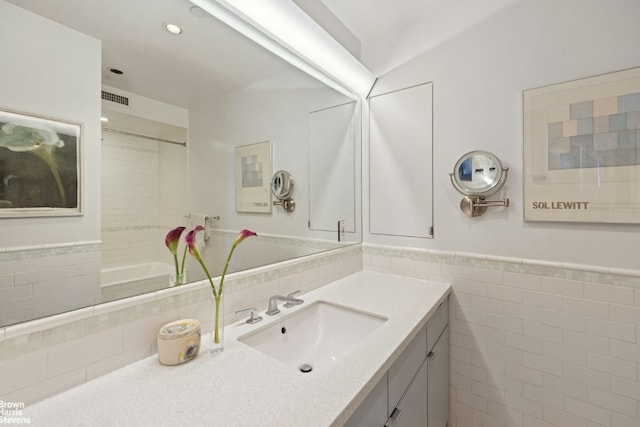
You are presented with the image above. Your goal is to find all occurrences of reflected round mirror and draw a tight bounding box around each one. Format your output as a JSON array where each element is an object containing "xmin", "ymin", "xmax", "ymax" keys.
[
  {"xmin": 271, "ymin": 170, "xmax": 294, "ymax": 199},
  {"xmin": 451, "ymin": 150, "xmax": 507, "ymax": 197}
]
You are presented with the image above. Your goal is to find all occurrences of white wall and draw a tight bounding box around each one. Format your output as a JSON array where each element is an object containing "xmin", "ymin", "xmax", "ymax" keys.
[
  {"xmin": 359, "ymin": 2, "xmax": 640, "ymax": 427},
  {"xmin": 0, "ymin": 0, "xmax": 101, "ymax": 246},
  {"xmin": 362, "ymin": 0, "xmax": 640, "ymax": 270},
  {"xmin": 101, "ymin": 85, "xmax": 188, "ymax": 129},
  {"xmin": 189, "ymin": 69, "xmax": 353, "ymax": 240},
  {"xmin": 0, "ymin": 1, "xmax": 102, "ymax": 326}
]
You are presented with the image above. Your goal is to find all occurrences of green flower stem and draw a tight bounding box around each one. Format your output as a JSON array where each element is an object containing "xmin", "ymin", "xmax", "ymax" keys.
[
  {"xmin": 191, "ymin": 240, "xmax": 244, "ymax": 346},
  {"xmin": 197, "ymin": 258, "xmax": 218, "ymax": 299},
  {"xmin": 180, "ymin": 245, "xmax": 187, "ymax": 275},
  {"xmin": 172, "ymin": 254, "xmax": 180, "ymax": 278},
  {"xmin": 213, "ymin": 293, "xmax": 222, "ymax": 344},
  {"xmin": 218, "ymin": 244, "xmax": 237, "ymax": 298},
  {"xmin": 204, "ymin": 244, "xmax": 237, "ymax": 345}
]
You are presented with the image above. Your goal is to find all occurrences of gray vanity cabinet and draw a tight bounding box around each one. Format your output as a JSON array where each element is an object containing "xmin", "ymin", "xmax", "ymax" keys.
[
  {"xmin": 427, "ymin": 326, "xmax": 449, "ymax": 427},
  {"xmin": 344, "ymin": 297, "xmax": 449, "ymax": 427}
]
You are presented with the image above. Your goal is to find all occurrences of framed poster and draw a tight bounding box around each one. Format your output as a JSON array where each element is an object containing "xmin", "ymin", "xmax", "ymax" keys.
[
  {"xmin": 0, "ymin": 109, "xmax": 82, "ymax": 217},
  {"xmin": 523, "ymin": 67, "xmax": 640, "ymax": 223},
  {"xmin": 235, "ymin": 140, "xmax": 272, "ymax": 213}
]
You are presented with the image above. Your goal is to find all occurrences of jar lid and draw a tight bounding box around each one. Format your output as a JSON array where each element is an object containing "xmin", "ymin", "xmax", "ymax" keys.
[{"xmin": 158, "ymin": 319, "xmax": 201, "ymax": 340}]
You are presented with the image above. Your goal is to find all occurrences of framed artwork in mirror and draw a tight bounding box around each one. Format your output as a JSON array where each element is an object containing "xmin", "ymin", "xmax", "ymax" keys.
[
  {"xmin": 0, "ymin": 109, "xmax": 82, "ymax": 217},
  {"xmin": 523, "ymin": 66, "xmax": 640, "ymax": 223},
  {"xmin": 235, "ymin": 140, "xmax": 272, "ymax": 213}
]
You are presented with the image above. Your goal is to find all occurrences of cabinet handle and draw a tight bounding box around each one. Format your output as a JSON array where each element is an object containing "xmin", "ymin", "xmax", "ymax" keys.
[
  {"xmin": 384, "ymin": 407, "xmax": 401, "ymax": 426},
  {"xmin": 427, "ymin": 350, "xmax": 436, "ymax": 360}
]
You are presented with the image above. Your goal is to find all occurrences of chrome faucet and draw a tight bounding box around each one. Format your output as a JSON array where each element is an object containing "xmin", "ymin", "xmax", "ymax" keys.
[
  {"xmin": 265, "ymin": 291, "xmax": 303, "ymax": 315},
  {"xmin": 235, "ymin": 306, "xmax": 262, "ymax": 324}
]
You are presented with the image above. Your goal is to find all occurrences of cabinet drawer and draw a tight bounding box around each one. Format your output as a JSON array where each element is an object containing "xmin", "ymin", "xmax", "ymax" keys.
[
  {"xmin": 427, "ymin": 296, "xmax": 449, "ymax": 352},
  {"xmin": 388, "ymin": 323, "xmax": 427, "ymax": 408}
]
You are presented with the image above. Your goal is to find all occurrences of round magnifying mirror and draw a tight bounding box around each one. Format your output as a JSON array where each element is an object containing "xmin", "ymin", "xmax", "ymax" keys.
[
  {"xmin": 271, "ymin": 170, "xmax": 294, "ymax": 200},
  {"xmin": 451, "ymin": 151, "xmax": 507, "ymax": 197}
]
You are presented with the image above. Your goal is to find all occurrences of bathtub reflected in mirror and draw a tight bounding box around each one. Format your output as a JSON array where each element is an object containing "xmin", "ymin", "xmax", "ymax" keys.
[{"xmin": 101, "ymin": 263, "xmax": 174, "ymax": 302}]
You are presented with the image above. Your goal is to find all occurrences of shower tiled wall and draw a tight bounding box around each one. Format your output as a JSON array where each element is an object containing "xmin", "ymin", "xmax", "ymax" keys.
[
  {"xmin": 101, "ymin": 134, "xmax": 187, "ymax": 269},
  {"xmin": 363, "ymin": 245, "xmax": 640, "ymax": 427}
]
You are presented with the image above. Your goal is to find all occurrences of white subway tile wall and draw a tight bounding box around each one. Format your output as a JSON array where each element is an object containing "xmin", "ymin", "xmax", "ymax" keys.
[
  {"xmin": 363, "ymin": 245, "xmax": 640, "ymax": 427},
  {"xmin": 0, "ymin": 245, "xmax": 362, "ymax": 405},
  {"xmin": 101, "ymin": 134, "xmax": 187, "ymax": 269},
  {"xmin": 2, "ymin": 242, "xmax": 638, "ymax": 426},
  {"xmin": 0, "ymin": 244, "xmax": 101, "ymax": 328}
]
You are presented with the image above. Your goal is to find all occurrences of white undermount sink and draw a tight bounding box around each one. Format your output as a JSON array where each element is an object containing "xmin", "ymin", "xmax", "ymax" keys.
[{"xmin": 238, "ymin": 301, "xmax": 387, "ymax": 374}]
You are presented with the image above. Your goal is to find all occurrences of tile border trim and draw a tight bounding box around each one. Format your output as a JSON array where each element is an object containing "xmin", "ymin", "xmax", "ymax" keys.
[
  {"xmin": 363, "ymin": 243, "xmax": 640, "ymax": 286},
  {"xmin": 0, "ymin": 241, "xmax": 101, "ymax": 259}
]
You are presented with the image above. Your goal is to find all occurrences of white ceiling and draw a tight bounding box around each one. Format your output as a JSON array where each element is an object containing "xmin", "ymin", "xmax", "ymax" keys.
[
  {"xmin": 317, "ymin": 0, "xmax": 522, "ymax": 75},
  {"xmin": 8, "ymin": 0, "xmax": 520, "ymax": 108},
  {"xmin": 6, "ymin": 0, "xmax": 292, "ymax": 109},
  {"xmin": 319, "ymin": 0, "xmax": 441, "ymax": 42}
]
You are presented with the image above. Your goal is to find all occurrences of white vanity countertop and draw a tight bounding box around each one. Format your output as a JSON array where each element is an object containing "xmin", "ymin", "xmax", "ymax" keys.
[{"xmin": 24, "ymin": 271, "xmax": 451, "ymax": 427}]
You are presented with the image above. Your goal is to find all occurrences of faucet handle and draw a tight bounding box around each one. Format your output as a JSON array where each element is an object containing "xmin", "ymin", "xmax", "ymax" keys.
[
  {"xmin": 283, "ymin": 290, "xmax": 303, "ymax": 308},
  {"xmin": 235, "ymin": 307, "xmax": 262, "ymax": 324}
]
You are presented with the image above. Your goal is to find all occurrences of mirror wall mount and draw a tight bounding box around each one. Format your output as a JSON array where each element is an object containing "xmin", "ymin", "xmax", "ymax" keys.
[
  {"xmin": 272, "ymin": 170, "xmax": 296, "ymax": 213},
  {"xmin": 449, "ymin": 150, "xmax": 510, "ymax": 218}
]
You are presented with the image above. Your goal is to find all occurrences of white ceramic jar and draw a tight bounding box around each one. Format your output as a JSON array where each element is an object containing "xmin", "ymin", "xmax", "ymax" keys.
[{"xmin": 157, "ymin": 319, "xmax": 201, "ymax": 365}]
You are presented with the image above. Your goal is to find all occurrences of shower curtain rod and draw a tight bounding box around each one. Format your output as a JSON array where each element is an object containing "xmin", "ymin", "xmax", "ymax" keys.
[{"xmin": 102, "ymin": 127, "xmax": 187, "ymax": 147}]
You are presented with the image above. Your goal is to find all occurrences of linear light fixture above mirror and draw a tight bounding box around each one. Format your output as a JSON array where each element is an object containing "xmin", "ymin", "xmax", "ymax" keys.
[{"xmin": 189, "ymin": 0, "xmax": 376, "ymax": 99}]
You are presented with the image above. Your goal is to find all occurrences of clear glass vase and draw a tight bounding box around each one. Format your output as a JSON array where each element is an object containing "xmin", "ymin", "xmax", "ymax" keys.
[
  {"xmin": 169, "ymin": 272, "xmax": 186, "ymax": 287},
  {"xmin": 210, "ymin": 293, "xmax": 224, "ymax": 355}
]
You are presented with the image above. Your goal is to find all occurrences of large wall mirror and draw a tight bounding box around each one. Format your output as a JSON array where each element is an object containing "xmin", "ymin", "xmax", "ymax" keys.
[{"xmin": 0, "ymin": 0, "xmax": 361, "ymax": 327}]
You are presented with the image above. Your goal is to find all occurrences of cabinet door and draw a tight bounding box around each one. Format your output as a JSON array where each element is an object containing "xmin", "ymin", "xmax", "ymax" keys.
[
  {"xmin": 427, "ymin": 326, "xmax": 449, "ymax": 427},
  {"xmin": 344, "ymin": 373, "xmax": 388, "ymax": 427},
  {"xmin": 388, "ymin": 359, "xmax": 428, "ymax": 427},
  {"xmin": 369, "ymin": 83, "xmax": 433, "ymax": 238},
  {"xmin": 388, "ymin": 324, "xmax": 427, "ymax": 409}
]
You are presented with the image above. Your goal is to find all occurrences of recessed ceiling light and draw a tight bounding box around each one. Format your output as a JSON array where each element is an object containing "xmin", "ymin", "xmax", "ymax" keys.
[
  {"xmin": 164, "ymin": 23, "xmax": 183, "ymax": 35},
  {"xmin": 100, "ymin": 117, "xmax": 109, "ymax": 122}
]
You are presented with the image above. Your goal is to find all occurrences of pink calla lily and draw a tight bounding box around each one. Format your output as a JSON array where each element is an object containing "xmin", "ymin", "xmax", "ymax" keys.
[
  {"xmin": 233, "ymin": 229, "xmax": 257, "ymax": 247},
  {"xmin": 165, "ymin": 226, "xmax": 187, "ymax": 283},
  {"xmin": 182, "ymin": 226, "xmax": 257, "ymax": 346},
  {"xmin": 165, "ymin": 226, "xmax": 186, "ymax": 255},
  {"xmin": 185, "ymin": 225, "xmax": 205, "ymax": 262},
  {"xmin": 184, "ymin": 227, "xmax": 257, "ymax": 296},
  {"xmin": 218, "ymin": 228, "xmax": 256, "ymax": 296}
]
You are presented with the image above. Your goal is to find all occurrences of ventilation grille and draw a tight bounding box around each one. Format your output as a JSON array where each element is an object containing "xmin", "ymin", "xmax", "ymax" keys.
[{"xmin": 101, "ymin": 90, "xmax": 129, "ymax": 106}]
